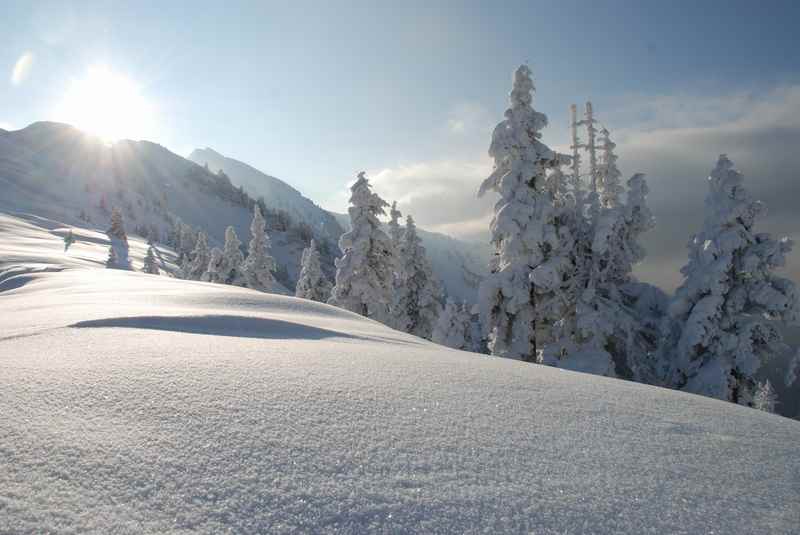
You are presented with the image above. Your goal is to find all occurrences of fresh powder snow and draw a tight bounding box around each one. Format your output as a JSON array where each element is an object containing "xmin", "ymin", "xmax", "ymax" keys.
[{"xmin": 1, "ymin": 211, "xmax": 799, "ymax": 534}]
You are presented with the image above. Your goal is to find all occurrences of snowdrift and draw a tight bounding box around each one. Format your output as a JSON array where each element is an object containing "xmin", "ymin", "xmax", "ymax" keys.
[{"xmin": 1, "ymin": 212, "xmax": 799, "ymax": 534}]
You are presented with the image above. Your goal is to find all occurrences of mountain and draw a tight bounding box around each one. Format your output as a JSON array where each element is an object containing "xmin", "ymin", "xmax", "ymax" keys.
[
  {"xmin": 188, "ymin": 147, "xmax": 344, "ymax": 242},
  {"xmin": 0, "ymin": 122, "xmax": 347, "ymax": 292},
  {"xmin": 2, "ymin": 210, "xmax": 798, "ymax": 534},
  {"xmin": 191, "ymin": 149, "xmax": 490, "ymax": 302}
]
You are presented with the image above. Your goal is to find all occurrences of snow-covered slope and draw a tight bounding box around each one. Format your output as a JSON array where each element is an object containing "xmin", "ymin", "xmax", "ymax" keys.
[
  {"xmin": 2, "ymin": 212, "xmax": 798, "ymax": 534},
  {"xmin": 0, "ymin": 123, "xmax": 339, "ymax": 292},
  {"xmin": 189, "ymin": 147, "xmax": 344, "ymax": 241}
]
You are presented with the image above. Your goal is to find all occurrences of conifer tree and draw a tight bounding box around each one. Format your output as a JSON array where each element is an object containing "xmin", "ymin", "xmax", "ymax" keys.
[
  {"xmin": 664, "ymin": 155, "xmax": 800, "ymax": 404},
  {"xmin": 328, "ymin": 172, "xmax": 394, "ymax": 323},
  {"xmin": 186, "ymin": 232, "xmax": 210, "ymax": 280},
  {"xmin": 241, "ymin": 206, "xmax": 276, "ymax": 292},
  {"xmin": 597, "ymin": 128, "xmax": 624, "ymax": 209},
  {"xmin": 752, "ymin": 380, "xmax": 778, "ymax": 413},
  {"xmin": 391, "ymin": 215, "xmax": 442, "ymax": 339},
  {"xmin": 219, "ymin": 226, "xmax": 245, "ymax": 286},
  {"xmin": 477, "ymin": 65, "xmax": 572, "ymax": 362},
  {"xmin": 203, "ymin": 247, "xmax": 224, "ymax": 283},
  {"xmin": 295, "ymin": 240, "xmax": 331, "ymax": 302},
  {"xmin": 143, "ymin": 245, "xmax": 160, "ymax": 275},
  {"xmin": 388, "ymin": 201, "xmax": 404, "ymax": 249},
  {"xmin": 106, "ymin": 207, "xmax": 131, "ymax": 270},
  {"xmin": 108, "ymin": 207, "xmax": 128, "ymax": 242},
  {"xmin": 432, "ymin": 298, "xmax": 470, "ymax": 350}
]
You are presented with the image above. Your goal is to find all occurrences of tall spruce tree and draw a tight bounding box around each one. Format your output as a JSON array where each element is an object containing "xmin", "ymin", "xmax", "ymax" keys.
[
  {"xmin": 390, "ymin": 215, "xmax": 442, "ymax": 339},
  {"xmin": 219, "ymin": 226, "xmax": 245, "ymax": 286},
  {"xmin": 664, "ymin": 155, "xmax": 799, "ymax": 404},
  {"xmin": 328, "ymin": 172, "xmax": 394, "ymax": 322},
  {"xmin": 142, "ymin": 245, "xmax": 160, "ymax": 275},
  {"xmin": 295, "ymin": 239, "xmax": 332, "ymax": 302},
  {"xmin": 477, "ymin": 65, "xmax": 571, "ymax": 361},
  {"xmin": 241, "ymin": 206, "xmax": 276, "ymax": 292}
]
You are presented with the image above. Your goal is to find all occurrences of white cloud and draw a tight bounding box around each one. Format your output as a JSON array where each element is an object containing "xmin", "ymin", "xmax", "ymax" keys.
[
  {"xmin": 365, "ymin": 159, "xmax": 493, "ymax": 241},
  {"xmin": 11, "ymin": 52, "xmax": 34, "ymax": 86}
]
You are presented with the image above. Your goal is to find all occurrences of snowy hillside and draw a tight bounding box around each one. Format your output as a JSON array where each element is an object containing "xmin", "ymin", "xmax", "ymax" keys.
[
  {"xmin": 0, "ymin": 122, "xmax": 342, "ymax": 291},
  {"xmin": 189, "ymin": 147, "xmax": 344, "ymax": 241},
  {"xmin": 2, "ymin": 211, "xmax": 799, "ymax": 534}
]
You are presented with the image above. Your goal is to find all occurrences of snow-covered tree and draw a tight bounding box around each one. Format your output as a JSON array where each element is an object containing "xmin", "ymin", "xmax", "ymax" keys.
[
  {"xmin": 752, "ymin": 380, "xmax": 778, "ymax": 413},
  {"xmin": 186, "ymin": 232, "xmax": 210, "ymax": 280},
  {"xmin": 328, "ymin": 172, "xmax": 394, "ymax": 322},
  {"xmin": 295, "ymin": 240, "xmax": 331, "ymax": 302},
  {"xmin": 597, "ymin": 128, "xmax": 624, "ymax": 209},
  {"xmin": 219, "ymin": 226, "xmax": 245, "ymax": 286},
  {"xmin": 241, "ymin": 206, "xmax": 276, "ymax": 292},
  {"xmin": 203, "ymin": 247, "xmax": 224, "ymax": 283},
  {"xmin": 177, "ymin": 222, "xmax": 196, "ymax": 263},
  {"xmin": 142, "ymin": 245, "xmax": 160, "ymax": 275},
  {"xmin": 390, "ymin": 215, "xmax": 442, "ymax": 339},
  {"xmin": 477, "ymin": 65, "xmax": 572, "ymax": 362},
  {"xmin": 664, "ymin": 155, "xmax": 800, "ymax": 405},
  {"xmin": 388, "ymin": 201, "xmax": 404, "ymax": 249},
  {"xmin": 432, "ymin": 298, "xmax": 471, "ymax": 350},
  {"xmin": 106, "ymin": 207, "xmax": 131, "ymax": 270},
  {"xmin": 108, "ymin": 207, "xmax": 128, "ymax": 242}
]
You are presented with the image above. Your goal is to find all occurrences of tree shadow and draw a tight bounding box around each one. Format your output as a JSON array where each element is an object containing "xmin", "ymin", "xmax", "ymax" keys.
[{"xmin": 70, "ymin": 314, "xmax": 361, "ymax": 341}]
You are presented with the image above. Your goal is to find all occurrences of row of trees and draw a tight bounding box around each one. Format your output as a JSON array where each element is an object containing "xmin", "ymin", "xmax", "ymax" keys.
[
  {"xmin": 324, "ymin": 172, "xmax": 450, "ymax": 341},
  {"xmin": 476, "ymin": 65, "xmax": 799, "ymax": 410}
]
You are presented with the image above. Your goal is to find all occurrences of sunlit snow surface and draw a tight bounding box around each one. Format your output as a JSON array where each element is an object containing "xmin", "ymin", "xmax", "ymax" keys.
[{"xmin": 1, "ymin": 212, "xmax": 799, "ymax": 534}]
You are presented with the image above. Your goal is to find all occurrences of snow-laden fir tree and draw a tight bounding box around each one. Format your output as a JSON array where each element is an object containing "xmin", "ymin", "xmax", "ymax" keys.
[
  {"xmin": 328, "ymin": 172, "xmax": 394, "ymax": 323},
  {"xmin": 203, "ymin": 247, "xmax": 224, "ymax": 283},
  {"xmin": 106, "ymin": 207, "xmax": 131, "ymax": 270},
  {"xmin": 142, "ymin": 245, "xmax": 160, "ymax": 275},
  {"xmin": 663, "ymin": 155, "xmax": 799, "ymax": 404},
  {"xmin": 752, "ymin": 380, "xmax": 777, "ymax": 413},
  {"xmin": 186, "ymin": 232, "xmax": 210, "ymax": 280},
  {"xmin": 388, "ymin": 201, "xmax": 404, "ymax": 249},
  {"xmin": 295, "ymin": 239, "xmax": 331, "ymax": 302},
  {"xmin": 108, "ymin": 207, "xmax": 128, "ymax": 242},
  {"xmin": 596, "ymin": 128, "xmax": 624, "ymax": 209},
  {"xmin": 432, "ymin": 298, "xmax": 470, "ymax": 350},
  {"xmin": 241, "ymin": 206, "xmax": 276, "ymax": 292},
  {"xmin": 177, "ymin": 222, "xmax": 196, "ymax": 264},
  {"xmin": 390, "ymin": 215, "xmax": 442, "ymax": 339},
  {"xmin": 219, "ymin": 226, "xmax": 245, "ymax": 286},
  {"xmin": 477, "ymin": 65, "xmax": 572, "ymax": 361}
]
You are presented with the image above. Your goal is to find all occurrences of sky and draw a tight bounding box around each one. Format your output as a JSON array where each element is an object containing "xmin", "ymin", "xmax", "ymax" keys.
[{"xmin": 2, "ymin": 0, "xmax": 800, "ymax": 289}]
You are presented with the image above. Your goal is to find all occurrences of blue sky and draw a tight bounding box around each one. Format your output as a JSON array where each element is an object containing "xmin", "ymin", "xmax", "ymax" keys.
[{"xmin": 3, "ymin": 0, "xmax": 800, "ymax": 287}]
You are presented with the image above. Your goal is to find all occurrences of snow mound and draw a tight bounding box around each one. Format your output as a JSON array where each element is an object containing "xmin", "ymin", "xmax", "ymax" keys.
[{"xmin": 1, "ymin": 212, "xmax": 799, "ymax": 534}]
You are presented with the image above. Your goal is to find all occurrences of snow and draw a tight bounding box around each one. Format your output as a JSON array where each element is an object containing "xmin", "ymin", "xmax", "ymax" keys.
[{"xmin": 2, "ymin": 211, "xmax": 800, "ymax": 533}]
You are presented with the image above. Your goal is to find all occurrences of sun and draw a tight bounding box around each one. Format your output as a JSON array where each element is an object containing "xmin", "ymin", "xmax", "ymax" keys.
[{"xmin": 54, "ymin": 65, "xmax": 157, "ymax": 143}]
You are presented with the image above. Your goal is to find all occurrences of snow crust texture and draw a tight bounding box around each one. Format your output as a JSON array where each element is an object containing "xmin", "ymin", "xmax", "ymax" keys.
[{"xmin": 2, "ymin": 212, "xmax": 799, "ymax": 534}]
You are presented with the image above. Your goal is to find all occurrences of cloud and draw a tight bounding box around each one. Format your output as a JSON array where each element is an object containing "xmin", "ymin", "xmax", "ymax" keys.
[
  {"xmin": 444, "ymin": 102, "xmax": 492, "ymax": 137},
  {"xmin": 612, "ymin": 85, "xmax": 800, "ymax": 290},
  {"xmin": 367, "ymin": 159, "xmax": 494, "ymax": 240},
  {"xmin": 11, "ymin": 52, "xmax": 34, "ymax": 86}
]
